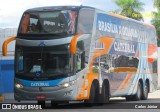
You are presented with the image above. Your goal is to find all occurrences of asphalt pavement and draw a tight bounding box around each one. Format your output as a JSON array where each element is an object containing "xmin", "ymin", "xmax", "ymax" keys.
[{"xmin": 0, "ymin": 90, "xmax": 160, "ymax": 112}]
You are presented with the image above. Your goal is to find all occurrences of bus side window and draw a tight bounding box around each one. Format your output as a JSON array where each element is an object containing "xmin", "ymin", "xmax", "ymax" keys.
[
  {"xmin": 76, "ymin": 41, "xmax": 85, "ymax": 72},
  {"xmin": 76, "ymin": 54, "xmax": 81, "ymax": 71},
  {"xmin": 18, "ymin": 56, "xmax": 24, "ymax": 71}
]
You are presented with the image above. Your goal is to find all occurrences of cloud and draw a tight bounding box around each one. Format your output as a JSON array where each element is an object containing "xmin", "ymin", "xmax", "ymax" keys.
[{"xmin": 0, "ymin": 0, "xmax": 82, "ymax": 28}]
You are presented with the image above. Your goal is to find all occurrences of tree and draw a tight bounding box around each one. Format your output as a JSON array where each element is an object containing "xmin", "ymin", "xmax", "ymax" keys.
[
  {"xmin": 151, "ymin": 11, "xmax": 160, "ymax": 46},
  {"xmin": 113, "ymin": 0, "xmax": 144, "ymax": 21},
  {"xmin": 152, "ymin": 0, "xmax": 160, "ymax": 46},
  {"xmin": 154, "ymin": 0, "xmax": 160, "ymax": 9},
  {"xmin": 151, "ymin": 11, "xmax": 160, "ymax": 38}
]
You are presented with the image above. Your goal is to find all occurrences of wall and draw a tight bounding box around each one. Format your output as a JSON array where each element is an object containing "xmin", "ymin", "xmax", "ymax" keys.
[
  {"xmin": 0, "ymin": 28, "xmax": 17, "ymax": 53},
  {"xmin": 0, "ymin": 28, "xmax": 17, "ymax": 93},
  {"xmin": 0, "ymin": 57, "xmax": 14, "ymax": 93}
]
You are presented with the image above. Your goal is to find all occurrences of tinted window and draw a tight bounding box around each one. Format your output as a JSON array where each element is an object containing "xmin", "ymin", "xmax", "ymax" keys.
[
  {"xmin": 15, "ymin": 45, "xmax": 73, "ymax": 80},
  {"xmin": 76, "ymin": 41, "xmax": 85, "ymax": 72},
  {"xmin": 19, "ymin": 10, "xmax": 77, "ymax": 35}
]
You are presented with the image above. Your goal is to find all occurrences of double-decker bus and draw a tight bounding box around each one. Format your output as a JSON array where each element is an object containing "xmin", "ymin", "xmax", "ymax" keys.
[{"xmin": 3, "ymin": 6, "xmax": 158, "ymax": 105}]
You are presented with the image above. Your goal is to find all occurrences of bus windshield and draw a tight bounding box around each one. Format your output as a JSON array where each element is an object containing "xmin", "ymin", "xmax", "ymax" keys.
[
  {"xmin": 19, "ymin": 10, "xmax": 77, "ymax": 35},
  {"xmin": 15, "ymin": 44, "xmax": 73, "ymax": 80}
]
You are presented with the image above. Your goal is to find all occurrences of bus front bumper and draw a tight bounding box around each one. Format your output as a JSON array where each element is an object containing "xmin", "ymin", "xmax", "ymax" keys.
[{"xmin": 14, "ymin": 85, "xmax": 78, "ymax": 101}]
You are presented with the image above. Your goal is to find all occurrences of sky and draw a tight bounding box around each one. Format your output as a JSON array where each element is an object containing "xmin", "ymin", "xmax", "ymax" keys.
[{"xmin": 0, "ymin": 0, "xmax": 156, "ymax": 28}]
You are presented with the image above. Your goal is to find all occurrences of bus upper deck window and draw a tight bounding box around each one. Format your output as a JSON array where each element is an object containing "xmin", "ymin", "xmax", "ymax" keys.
[{"xmin": 19, "ymin": 10, "xmax": 77, "ymax": 35}]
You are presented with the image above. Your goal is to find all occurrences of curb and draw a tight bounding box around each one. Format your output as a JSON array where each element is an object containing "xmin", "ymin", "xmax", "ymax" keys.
[{"xmin": 0, "ymin": 95, "xmax": 4, "ymax": 102}]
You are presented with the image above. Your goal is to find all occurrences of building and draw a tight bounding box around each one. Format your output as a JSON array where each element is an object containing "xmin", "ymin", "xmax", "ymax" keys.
[{"xmin": 0, "ymin": 28, "xmax": 17, "ymax": 53}]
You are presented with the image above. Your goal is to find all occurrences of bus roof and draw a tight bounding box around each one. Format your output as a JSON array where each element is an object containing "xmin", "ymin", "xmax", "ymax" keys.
[
  {"xmin": 25, "ymin": 5, "xmax": 96, "ymax": 12},
  {"xmin": 108, "ymin": 12, "xmax": 155, "ymax": 29},
  {"xmin": 25, "ymin": 5, "xmax": 155, "ymax": 29}
]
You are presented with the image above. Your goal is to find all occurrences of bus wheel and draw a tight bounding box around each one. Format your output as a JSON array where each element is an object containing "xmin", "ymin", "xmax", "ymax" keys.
[
  {"xmin": 97, "ymin": 82, "xmax": 109, "ymax": 104},
  {"xmin": 141, "ymin": 82, "xmax": 149, "ymax": 100},
  {"xmin": 84, "ymin": 84, "xmax": 95, "ymax": 105},
  {"xmin": 125, "ymin": 96, "xmax": 133, "ymax": 101},
  {"xmin": 133, "ymin": 82, "xmax": 142, "ymax": 101},
  {"xmin": 37, "ymin": 100, "xmax": 45, "ymax": 109},
  {"xmin": 51, "ymin": 101, "xmax": 58, "ymax": 107}
]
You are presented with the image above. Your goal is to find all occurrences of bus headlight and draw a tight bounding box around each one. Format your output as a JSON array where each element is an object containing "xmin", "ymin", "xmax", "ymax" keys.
[
  {"xmin": 59, "ymin": 79, "xmax": 77, "ymax": 88},
  {"xmin": 63, "ymin": 83, "xmax": 69, "ymax": 88},
  {"xmin": 15, "ymin": 83, "xmax": 23, "ymax": 89}
]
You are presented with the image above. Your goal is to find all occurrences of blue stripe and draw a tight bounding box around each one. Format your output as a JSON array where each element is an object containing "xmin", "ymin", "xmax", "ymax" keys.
[{"xmin": 19, "ymin": 78, "xmax": 64, "ymax": 87}]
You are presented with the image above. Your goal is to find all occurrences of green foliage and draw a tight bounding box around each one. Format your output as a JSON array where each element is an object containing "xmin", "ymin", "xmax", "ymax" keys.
[
  {"xmin": 152, "ymin": 11, "xmax": 160, "ymax": 46},
  {"xmin": 113, "ymin": 0, "xmax": 144, "ymax": 21},
  {"xmin": 152, "ymin": 0, "xmax": 160, "ymax": 46},
  {"xmin": 154, "ymin": 0, "xmax": 160, "ymax": 9},
  {"xmin": 151, "ymin": 11, "xmax": 160, "ymax": 38}
]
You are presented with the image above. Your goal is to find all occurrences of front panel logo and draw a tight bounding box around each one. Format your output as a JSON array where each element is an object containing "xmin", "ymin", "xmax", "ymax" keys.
[
  {"xmin": 31, "ymin": 82, "xmax": 49, "ymax": 87},
  {"xmin": 39, "ymin": 41, "xmax": 46, "ymax": 46}
]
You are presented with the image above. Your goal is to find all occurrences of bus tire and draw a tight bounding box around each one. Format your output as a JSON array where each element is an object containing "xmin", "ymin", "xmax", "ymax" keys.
[
  {"xmin": 37, "ymin": 100, "xmax": 45, "ymax": 109},
  {"xmin": 97, "ymin": 82, "xmax": 109, "ymax": 104},
  {"xmin": 51, "ymin": 101, "xmax": 58, "ymax": 107},
  {"xmin": 125, "ymin": 96, "xmax": 133, "ymax": 101},
  {"xmin": 141, "ymin": 81, "xmax": 149, "ymax": 100},
  {"xmin": 133, "ymin": 81, "xmax": 142, "ymax": 101},
  {"xmin": 84, "ymin": 84, "xmax": 95, "ymax": 105}
]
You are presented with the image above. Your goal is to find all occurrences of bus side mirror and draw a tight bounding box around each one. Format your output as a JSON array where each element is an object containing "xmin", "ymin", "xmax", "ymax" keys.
[{"xmin": 2, "ymin": 36, "xmax": 16, "ymax": 56}]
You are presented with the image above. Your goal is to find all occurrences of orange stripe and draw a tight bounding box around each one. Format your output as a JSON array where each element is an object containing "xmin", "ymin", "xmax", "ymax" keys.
[
  {"xmin": 144, "ymin": 24, "xmax": 155, "ymax": 28},
  {"xmin": 120, "ymin": 74, "xmax": 132, "ymax": 90},
  {"xmin": 114, "ymin": 67, "xmax": 137, "ymax": 73},
  {"xmin": 87, "ymin": 36, "xmax": 113, "ymax": 99},
  {"xmin": 70, "ymin": 34, "xmax": 81, "ymax": 54},
  {"xmin": 148, "ymin": 45, "xmax": 156, "ymax": 64},
  {"xmin": 76, "ymin": 36, "xmax": 114, "ymax": 100},
  {"xmin": 108, "ymin": 12, "xmax": 128, "ymax": 20},
  {"xmin": 2, "ymin": 36, "xmax": 16, "ymax": 56},
  {"xmin": 76, "ymin": 73, "xmax": 98, "ymax": 100},
  {"xmin": 89, "ymin": 36, "xmax": 114, "ymax": 72}
]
